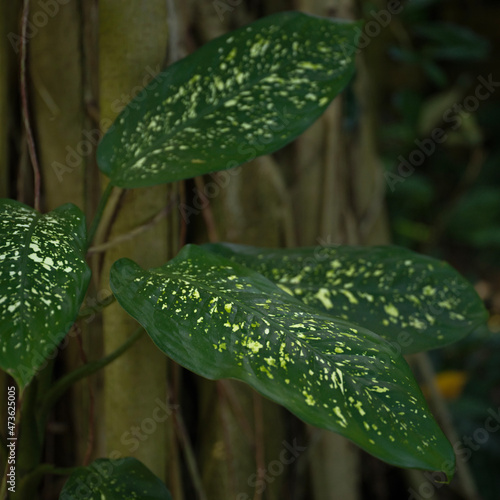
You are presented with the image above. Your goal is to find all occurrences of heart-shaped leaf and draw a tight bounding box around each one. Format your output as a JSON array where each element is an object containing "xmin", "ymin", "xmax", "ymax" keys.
[
  {"xmin": 203, "ymin": 243, "xmax": 488, "ymax": 354},
  {"xmin": 97, "ymin": 12, "xmax": 361, "ymax": 188},
  {"xmin": 59, "ymin": 457, "xmax": 172, "ymax": 500},
  {"xmin": 111, "ymin": 245, "xmax": 454, "ymax": 474},
  {"xmin": 0, "ymin": 199, "xmax": 91, "ymax": 391}
]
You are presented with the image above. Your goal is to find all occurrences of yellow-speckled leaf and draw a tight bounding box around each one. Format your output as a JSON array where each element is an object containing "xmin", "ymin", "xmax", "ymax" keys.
[
  {"xmin": 111, "ymin": 245, "xmax": 455, "ymax": 474},
  {"xmin": 97, "ymin": 12, "xmax": 360, "ymax": 188},
  {"xmin": 0, "ymin": 199, "xmax": 91, "ymax": 391},
  {"xmin": 203, "ymin": 243, "xmax": 488, "ymax": 354},
  {"xmin": 59, "ymin": 457, "xmax": 172, "ymax": 500}
]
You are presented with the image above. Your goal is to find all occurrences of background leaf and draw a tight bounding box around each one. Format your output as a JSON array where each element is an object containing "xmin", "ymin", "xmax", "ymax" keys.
[
  {"xmin": 416, "ymin": 22, "xmax": 490, "ymax": 61},
  {"xmin": 59, "ymin": 457, "xmax": 172, "ymax": 500},
  {"xmin": 446, "ymin": 187, "xmax": 500, "ymax": 247},
  {"xmin": 111, "ymin": 245, "xmax": 454, "ymax": 474},
  {"xmin": 97, "ymin": 12, "xmax": 361, "ymax": 188},
  {"xmin": 202, "ymin": 243, "xmax": 488, "ymax": 354},
  {"xmin": 0, "ymin": 199, "xmax": 91, "ymax": 391}
]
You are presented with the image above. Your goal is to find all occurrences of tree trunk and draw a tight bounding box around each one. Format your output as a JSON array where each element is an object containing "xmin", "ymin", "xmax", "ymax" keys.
[{"xmin": 98, "ymin": 0, "xmax": 179, "ymax": 484}]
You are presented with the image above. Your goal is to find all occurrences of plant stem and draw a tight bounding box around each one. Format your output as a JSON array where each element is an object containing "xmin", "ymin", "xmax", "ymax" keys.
[
  {"xmin": 87, "ymin": 200, "xmax": 175, "ymax": 254},
  {"xmin": 194, "ymin": 176, "xmax": 219, "ymax": 242},
  {"xmin": 77, "ymin": 294, "xmax": 115, "ymax": 321},
  {"xmin": 413, "ymin": 353, "xmax": 480, "ymax": 497},
  {"xmin": 86, "ymin": 182, "xmax": 114, "ymax": 249},
  {"xmin": 252, "ymin": 392, "xmax": 265, "ymax": 500},
  {"xmin": 20, "ymin": 463, "xmax": 80, "ymax": 484},
  {"xmin": 39, "ymin": 327, "xmax": 145, "ymax": 424},
  {"xmin": 14, "ymin": 464, "xmax": 80, "ymax": 500},
  {"xmin": 173, "ymin": 409, "xmax": 207, "ymax": 500},
  {"xmin": 20, "ymin": 0, "xmax": 41, "ymax": 212}
]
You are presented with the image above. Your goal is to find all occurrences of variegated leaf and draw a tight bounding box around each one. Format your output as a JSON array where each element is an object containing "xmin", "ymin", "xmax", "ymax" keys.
[
  {"xmin": 59, "ymin": 458, "xmax": 172, "ymax": 500},
  {"xmin": 203, "ymin": 243, "xmax": 488, "ymax": 354},
  {"xmin": 0, "ymin": 199, "xmax": 91, "ymax": 391},
  {"xmin": 111, "ymin": 245, "xmax": 454, "ymax": 474},
  {"xmin": 97, "ymin": 12, "xmax": 360, "ymax": 188}
]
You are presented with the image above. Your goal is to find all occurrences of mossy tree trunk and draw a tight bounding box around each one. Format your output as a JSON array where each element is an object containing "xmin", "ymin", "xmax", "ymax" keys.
[{"xmin": 98, "ymin": 0, "xmax": 181, "ymax": 487}]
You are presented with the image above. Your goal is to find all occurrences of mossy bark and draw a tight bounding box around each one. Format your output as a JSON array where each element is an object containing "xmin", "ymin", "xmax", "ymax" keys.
[{"xmin": 98, "ymin": 0, "xmax": 177, "ymax": 483}]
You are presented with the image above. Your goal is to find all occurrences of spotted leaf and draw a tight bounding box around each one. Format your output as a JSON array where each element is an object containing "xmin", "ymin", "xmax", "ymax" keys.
[
  {"xmin": 111, "ymin": 245, "xmax": 454, "ymax": 474},
  {"xmin": 203, "ymin": 243, "xmax": 488, "ymax": 354},
  {"xmin": 0, "ymin": 199, "xmax": 91, "ymax": 392},
  {"xmin": 59, "ymin": 457, "xmax": 172, "ymax": 500},
  {"xmin": 97, "ymin": 12, "xmax": 361, "ymax": 188}
]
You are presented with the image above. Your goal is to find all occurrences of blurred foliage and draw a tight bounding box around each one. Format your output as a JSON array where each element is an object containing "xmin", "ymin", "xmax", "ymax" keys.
[
  {"xmin": 432, "ymin": 327, "xmax": 500, "ymax": 500},
  {"xmin": 389, "ymin": 21, "xmax": 489, "ymax": 87},
  {"xmin": 382, "ymin": 1, "xmax": 499, "ymax": 270},
  {"xmin": 377, "ymin": 0, "xmax": 500, "ymax": 498},
  {"xmin": 447, "ymin": 187, "xmax": 500, "ymax": 247}
]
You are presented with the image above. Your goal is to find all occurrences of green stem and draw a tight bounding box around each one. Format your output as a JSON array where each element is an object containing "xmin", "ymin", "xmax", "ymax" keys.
[
  {"xmin": 20, "ymin": 0, "xmax": 41, "ymax": 212},
  {"xmin": 86, "ymin": 182, "xmax": 114, "ymax": 249},
  {"xmin": 39, "ymin": 327, "xmax": 144, "ymax": 424},
  {"xmin": 77, "ymin": 294, "xmax": 116, "ymax": 320},
  {"xmin": 174, "ymin": 409, "xmax": 207, "ymax": 500},
  {"xmin": 14, "ymin": 464, "xmax": 80, "ymax": 500},
  {"xmin": 21, "ymin": 463, "xmax": 80, "ymax": 481}
]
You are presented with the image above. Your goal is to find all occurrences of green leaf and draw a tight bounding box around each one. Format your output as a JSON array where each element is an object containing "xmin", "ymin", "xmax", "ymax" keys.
[
  {"xmin": 417, "ymin": 22, "xmax": 490, "ymax": 62},
  {"xmin": 447, "ymin": 187, "xmax": 500, "ymax": 248},
  {"xmin": 203, "ymin": 243, "xmax": 488, "ymax": 354},
  {"xmin": 59, "ymin": 457, "xmax": 172, "ymax": 500},
  {"xmin": 0, "ymin": 199, "xmax": 91, "ymax": 391},
  {"xmin": 111, "ymin": 245, "xmax": 455, "ymax": 474},
  {"xmin": 97, "ymin": 12, "xmax": 360, "ymax": 188}
]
